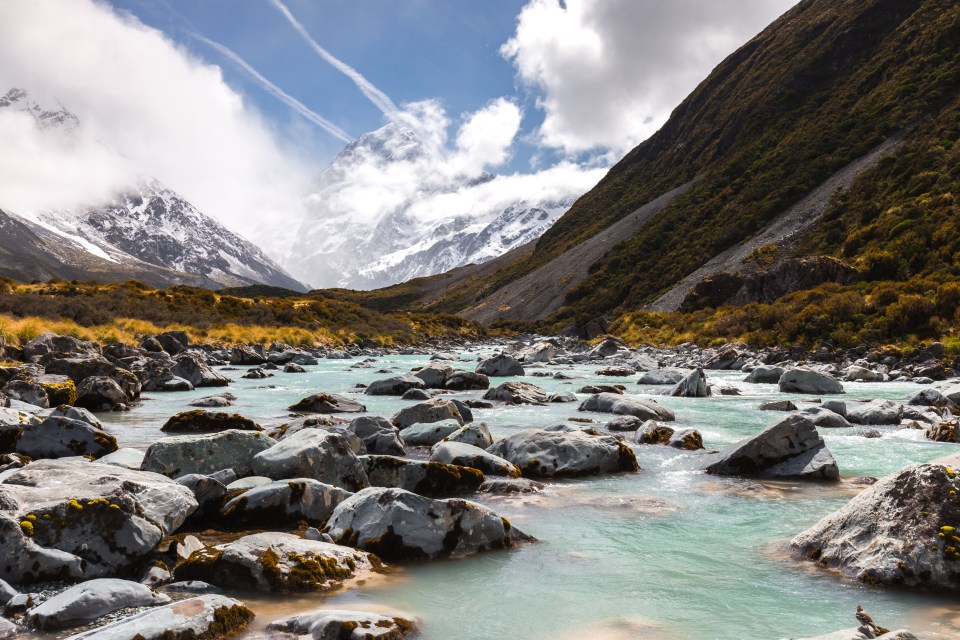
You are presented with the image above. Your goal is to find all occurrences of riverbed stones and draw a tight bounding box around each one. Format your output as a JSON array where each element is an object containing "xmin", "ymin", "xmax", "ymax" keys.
[
  {"xmin": 760, "ymin": 400, "xmax": 798, "ymax": 411},
  {"xmin": 0, "ymin": 459, "xmax": 197, "ymax": 584},
  {"xmin": 413, "ymin": 363, "xmax": 453, "ymax": 388},
  {"xmin": 364, "ymin": 374, "xmax": 425, "ymax": 396},
  {"xmin": 637, "ymin": 369, "xmax": 685, "ymax": 385},
  {"xmin": 361, "ymin": 455, "xmax": 483, "ymax": 496},
  {"xmin": 398, "ymin": 420, "xmax": 461, "ymax": 446},
  {"xmin": 907, "ymin": 388, "xmax": 953, "ymax": 408},
  {"xmin": 487, "ymin": 428, "xmax": 638, "ymax": 478},
  {"xmin": 220, "ymin": 479, "xmax": 352, "ymax": 528},
  {"xmin": 326, "ymin": 487, "xmax": 530, "ymax": 561},
  {"xmin": 578, "ymin": 393, "xmax": 675, "ymax": 422},
  {"xmin": 845, "ymin": 400, "xmax": 904, "ymax": 426},
  {"xmin": 251, "ymin": 429, "xmax": 368, "ymax": 491},
  {"xmin": 475, "ymin": 354, "xmax": 524, "ymax": 377},
  {"xmin": 791, "ymin": 462, "xmax": 960, "ymax": 591},
  {"xmin": 483, "ymin": 381, "xmax": 549, "ymax": 405},
  {"xmin": 401, "ymin": 388, "xmax": 431, "ymax": 401},
  {"xmin": 430, "ymin": 442, "xmax": 520, "ymax": 477},
  {"xmin": 668, "ymin": 429, "xmax": 704, "ymax": 450},
  {"xmin": 606, "ymin": 415, "xmax": 644, "ymax": 432},
  {"xmin": 176, "ymin": 533, "xmax": 376, "ymax": 593},
  {"xmin": 141, "ymin": 430, "xmax": 275, "ymax": 477},
  {"xmin": 1, "ymin": 379, "xmax": 49, "ymax": 408},
  {"xmin": 704, "ymin": 415, "xmax": 839, "ymax": 480},
  {"xmin": 75, "ymin": 376, "xmax": 129, "ymax": 411},
  {"xmin": 16, "ymin": 415, "xmax": 117, "ymax": 460},
  {"xmin": 160, "ymin": 410, "xmax": 262, "ymax": 433},
  {"xmin": 801, "ymin": 407, "xmax": 853, "ymax": 429},
  {"xmin": 288, "ymin": 393, "xmax": 366, "ymax": 414},
  {"xmin": 61, "ymin": 594, "xmax": 254, "ymax": 640},
  {"xmin": 169, "ymin": 353, "xmax": 229, "ymax": 388},
  {"xmin": 445, "ymin": 371, "xmax": 490, "ymax": 390},
  {"xmin": 348, "ymin": 416, "xmax": 404, "ymax": 456},
  {"xmin": 442, "ymin": 422, "xmax": 493, "ymax": 448},
  {"xmin": 779, "ymin": 368, "xmax": 845, "ymax": 395},
  {"xmin": 636, "ymin": 420, "xmax": 675, "ymax": 445},
  {"xmin": 744, "ymin": 366, "xmax": 785, "ymax": 384},
  {"xmin": 26, "ymin": 578, "xmax": 170, "ymax": 630},
  {"xmin": 671, "ymin": 368, "xmax": 710, "ymax": 397},
  {"xmin": 267, "ymin": 609, "xmax": 418, "ymax": 640},
  {"xmin": 391, "ymin": 399, "xmax": 465, "ymax": 429},
  {"xmin": 188, "ymin": 393, "xmax": 235, "ymax": 408}
]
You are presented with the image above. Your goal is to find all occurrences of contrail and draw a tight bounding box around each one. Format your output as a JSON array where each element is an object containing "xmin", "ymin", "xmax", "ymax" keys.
[
  {"xmin": 266, "ymin": 0, "xmax": 401, "ymax": 122},
  {"xmin": 192, "ymin": 32, "xmax": 353, "ymax": 143}
]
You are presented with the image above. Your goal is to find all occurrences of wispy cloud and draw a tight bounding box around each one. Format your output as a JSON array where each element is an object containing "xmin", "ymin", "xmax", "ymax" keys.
[
  {"xmin": 191, "ymin": 32, "xmax": 352, "ymax": 143},
  {"xmin": 266, "ymin": 0, "xmax": 401, "ymax": 122}
]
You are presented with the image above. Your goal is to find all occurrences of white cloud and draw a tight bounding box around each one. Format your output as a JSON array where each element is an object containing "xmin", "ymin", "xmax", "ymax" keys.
[
  {"xmin": 502, "ymin": 0, "xmax": 798, "ymax": 154},
  {"xmin": 453, "ymin": 98, "xmax": 523, "ymax": 174},
  {"xmin": 0, "ymin": 0, "xmax": 313, "ymax": 237}
]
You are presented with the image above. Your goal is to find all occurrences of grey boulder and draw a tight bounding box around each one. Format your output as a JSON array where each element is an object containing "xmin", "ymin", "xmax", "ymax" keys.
[
  {"xmin": 391, "ymin": 399, "xmax": 465, "ymax": 429},
  {"xmin": 743, "ymin": 366, "xmax": 785, "ymax": 384},
  {"xmin": 251, "ymin": 429, "xmax": 368, "ymax": 491},
  {"xmin": 141, "ymin": 430, "xmax": 275, "ymax": 478},
  {"xmin": 483, "ymin": 381, "xmax": 549, "ymax": 405},
  {"xmin": 487, "ymin": 428, "xmax": 638, "ymax": 478},
  {"xmin": 267, "ymin": 609, "xmax": 418, "ymax": 640},
  {"xmin": 442, "ymin": 422, "xmax": 493, "ymax": 448},
  {"xmin": 289, "ymin": 393, "xmax": 365, "ymax": 414},
  {"xmin": 475, "ymin": 354, "xmax": 524, "ymax": 377},
  {"xmin": 445, "ymin": 371, "xmax": 490, "ymax": 390},
  {"xmin": 430, "ymin": 442, "xmax": 520, "ymax": 478},
  {"xmin": 220, "ymin": 478, "xmax": 352, "ymax": 528},
  {"xmin": 779, "ymin": 368, "xmax": 844, "ymax": 394},
  {"xmin": 16, "ymin": 416, "xmax": 117, "ymax": 460},
  {"xmin": 578, "ymin": 393, "xmax": 675, "ymax": 422},
  {"xmin": 364, "ymin": 374, "xmax": 425, "ymax": 396},
  {"xmin": 360, "ymin": 455, "xmax": 483, "ymax": 497},
  {"xmin": 398, "ymin": 420, "xmax": 461, "ymax": 447},
  {"xmin": 671, "ymin": 368, "xmax": 710, "ymax": 397},
  {"xmin": 349, "ymin": 416, "xmax": 404, "ymax": 456},
  {"xmin": 27, "ymin": 578, "xmax": 170, "ymax": 630}
]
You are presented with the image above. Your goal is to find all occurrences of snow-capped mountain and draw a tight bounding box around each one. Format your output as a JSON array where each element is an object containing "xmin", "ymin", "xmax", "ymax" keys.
[
  {"xmin": 0, "ymin": 88, "xmax": 306, "ymax": 291},
  {"xmin": 284, "ymin": 123, "xmax": 580, "ymax": 289}
]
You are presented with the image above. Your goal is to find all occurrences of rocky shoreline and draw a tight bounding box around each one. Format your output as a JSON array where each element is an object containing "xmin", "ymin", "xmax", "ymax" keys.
[{"xmin": 0, "ymin": 331, "xmax": 958, "ymax": 638}]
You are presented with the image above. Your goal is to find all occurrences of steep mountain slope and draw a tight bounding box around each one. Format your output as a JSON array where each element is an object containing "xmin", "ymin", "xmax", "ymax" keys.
[
  {"xmin": 284, "ymin": 123, "xmax": 585, "ymax": 289},
  {"xmin": 0, "ymin": 89, "xmax": 306, "ymax": 291},
  {"xmin": 377, "ymin": 0, "xmax": 960, "ymax": 331}
]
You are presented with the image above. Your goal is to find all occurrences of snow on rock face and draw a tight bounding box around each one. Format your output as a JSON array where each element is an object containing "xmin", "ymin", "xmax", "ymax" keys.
[{"xmin": 285, "ymin": 123, "xmax": 581, "ymax": 289}]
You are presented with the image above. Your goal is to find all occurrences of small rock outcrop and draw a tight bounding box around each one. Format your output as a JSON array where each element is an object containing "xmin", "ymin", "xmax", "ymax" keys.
[
  {"xmin": 779, "ymin": 368, "xmax": 845, "ymax": 395},
  {"xmin": 578, "ymin": 393, "xmax": 675, "ymax": 422},
  {"xmin": 475, "ymin": 354, "xmax": 524, "ymax": 377},
  {"xmin": 487, "ymin": 429, "xmax": 638, "ymax": 478}
]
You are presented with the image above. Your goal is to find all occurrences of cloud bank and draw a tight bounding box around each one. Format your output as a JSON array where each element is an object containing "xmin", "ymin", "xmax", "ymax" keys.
[{"xmin": 502, "ymin": 0, "xmax": 798, "ymax": 155}]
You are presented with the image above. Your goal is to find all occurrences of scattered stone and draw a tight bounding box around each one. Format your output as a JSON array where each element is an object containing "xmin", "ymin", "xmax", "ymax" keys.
[
  {"xmin": 907, "ymin": 388, "xmax": 952, "ymax": 408},
  {"xmin": 743, "ymin": 366, "xmax": 785, "ymax": 384},
  {"xmin": 635, "ymin": 420, "xmax": 674, "ymax": 445},
  {"xmin": 442, "ymin": 422, "xmax": 493, "ymax": 448},
  {"xmin": 431, "ymin": 442, "xmax": 520, "ymax": 477},
  {"xmin": 160, "ymin": 410, "xmax": 261, "ymax": 433},
  {"xmin": 187, "ymin": 393, "xmax": 236, "ymax": 408},
  {"xmin": 671, "ymin": 368, "xmax": 710, "ymax": 397},
  {"xmin": 579, "ymin": 384, "xmax": 623, "ymax": 394},
  {"xmin": 637, "ymin": 369, "xmax": 686, "ymax": 385},
  {"xmin": 75, "ymin": 376, "xmax": 129, "ymax": 411},
  {"xmin": 220, "ymin": 478, "xmax": 352, "ymax": 528},
  {"xmin": 579, "ymin": 393, "xmax": 675, "ymax": 422},
  {"xmin": 392, "ymin": 399, "xmax": 465, "ymax": 429},
  {"xmin": 365, "ymin": 374, "xmax": 426, "ymax": 396},
  {"xmin": 268, "ymin": 609, "xmax": 417, "ymax": 640},
  {"xmin": 400, "ymin": 388, "xmax": 431, "ymax": 401},
  {"xmin": 413, "ymin": 363, "xmax": 453, "ymax": 388},
  {"xmin": 283, "ymin": 363, "xmax": 306, "ymax": 374},
  {"xmin": 479, "ymin": 477, "xmax": 545, "ymax": 494},
  {"xmin": 845, "ymin": 400, "xmax": 904, "ymax": 426},
  {"xmin": 16, "ymin": 415, "xmax": 117, "ymax": 460},
  {"xmin": 251, "ymin": 429, "xmax": 368, "ymax": 491},
  {"xmin": 760, "ymin": 400, "xmax": 798, "ymax": 411},
  {"xmin": 288, "ymin": 393, "xmax": 365, "ymax": 414},
  {"xmin": 361, "ymin": 455, "xmax": 483, "ymax": 496},
  {"xmin": 802, "ymin": 407, "xmax": 853, "ymax": 429},
  {"xmin": 27, "ymin": 578, "xmax": 170, "ymax": 631},
  {"xmin": 349, "ymin": 416, "xmax": 404, "ymax": 456},
  {"xmin": 170, "ymin": 353, "xmax": 229, "ymax": 388},
  {"xmin": 445, "ymin": 371, "xmax": 490, "ymax": 391},
  {"xmin": 483, "ymin": 381, "xmax": 549, "ymax": 405},
  {"xmin": 398, "ymin": 420, "xmax": 462, "ymax": 447},
  {"xmin": 779, "ymin": 368, "xmax": 844, "ymax": 395},
  {"xmin": 488, "ymin": 428, "xmax": 638, "ymax": 478},
  {"xmin": 548, "ymin": 392, "xmax": 578, "ymax": 403},
  {"xmin": 476, "ymin": 354, "xmax": 524, "ymax": 377},
  {"xmin": 668, "ymin": 429, "xmax": 704, "ymax": 450},
  {"xmin": 141, "ymin": 430, "xmax": 275, "ymax": 478},
  {"xmin": 606, "ymin": 415, "xmax": 644, "ymax": 432}
]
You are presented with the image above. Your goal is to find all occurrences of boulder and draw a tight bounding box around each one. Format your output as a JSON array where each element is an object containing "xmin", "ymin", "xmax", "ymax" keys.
[
  {"xmin": 579, "ymin": 384, "xmax": 623, "ymax": 394},
  {"xmin": 845, "ymin": 400, "xmax": 904, "ymax": 426},
  {"xmin": 27, "ymin": 578, "xmax": 170, "ymax": 630},
  {"xmin": 22, "ymin": 333, "xmax": 98, "ymax": 360},
  {"xmin": 251, "ymin": 429, "xmax": 368, "ymax": 491},
  {"xmin": 475, "ymin": 354, "xmax": 524, "ymax": 377},
  {"xmin": 187, "ymin": 393, "xmax": 235, "ymax": 408},
  {"xmin": 61, "ymin": 594, "xmax": 253, "ymax": 640},
  {"xmin": 398, "ymin": 420, "xmax": 461, "ymax": 447},
  {"xmin": 801, "ymin": 407, "xmax": 853, "ymax": 429},
  {"xmin": 760, "ymin": 400, "xmax": 798, "ymax": 411},
  {"xmin": 170, "ymin": 353, "xmax": 229, "ymax": 388},
  {"xmin": 483, "ymin": 381, "xmax": 549, "ymax": 405},
  {"xmin": 141, "ymin": 430, "xmax": 275, "ymax": 478},
  {"xmin": 44, "ymin": 356, "xmax": 116, "ymax": 383},
  {"xmin": 704, "ymin": 347, "xmax": 746, "ymax": 370},
  {"xmin": 487, "ymin": 429, "xmax": 638, "ymax": 478},
  {"xmin": 348, "ymin": 416, "xmax": 404, "ymax": 456},
  {"xmin": 175, "ymin": 475, "xmax": 227, "ymax": 522},
  {"xmin": 97, "ymin": 448, "xmax": 145, "ymax": 470},
  {"xmin": 400, "ymin": 388, "xmax": 431, "ymax": 401},
  {"xmin": 928, "ymin": 421, "xmax": 959, "ymax": 443},
  {"xmin": 0, "ymin": 459, "xmax": 197, "ymax": 584},
  {"xmin": 288, "ymin": 393, "xmax": 366, "ymax": 414},
  {"xmin": 176, "ymin": 533, "xmax": 377, "ymax": 593},
  {"xmin": 514, "ymin": 341, "xmax": 557, "ymax": 363},
  {"xmin": 361, "ymin": 455, "xmax": 483, "ymax": 496},
  {"xmin": 548, "ymin": 392, "xmax": 578, "ymax": 403},
  {"xmin": 907, "ymin": 388, "xmax": 952, "ymax": 408},
  {"xmin": 779, "ymin": 368, "xmax": 844, "ymax": 395},
  {"xmin": 1, "ymin": 379, "xmax": 49, "ymax": 408},
  {"xmin": 844, "ymin": 366, "xmax": 884, "ymax": 382},
  {"xmin": 791, "ymin": 462, "xmax": 960, "ymax": 591},
  {"xmin": 160, "ymin": 410, "xmax": 262, "ymax": 434},
  {"xmin": 364, "ymin": 374, "xmax": 425, "ymax": 396},
  {"xmin": 391, "ymin": 399, "xmax": 464, "ymax": 429},
  {"xmin": 413, "ymin": 363, "xmax": 453, "ymax": 388},
  {"xmin": 16, "ymin": 416, "xmax": 118, "ymax": 460},
  {"xmin": 704, "ymin": 415, "xmax": 839, "ymax": 481},
  {"xmin": 637, "ymin": 369, "xmax": 686, "ymax": 385},
  {"xmin": 430, "ymin": 442, "xmax": 520, "ymax": 477},
  {"xmin": 228, "ymin": 346, "xmax": 266, "ymax": 366},
  {"xmin": 606, "ymin": 415, "xmax": 644, "ymax": 432},
  {"xmin": 744, "ymin": 366, "xmax": 785, "ymax": 384},
  {"xmin": 267, "ymin": 610, "xmax": 417, "ymax": 640},
  {"xmin": 671, "ymin": 368, "xmax": 710, "ymax": 397},
  {"xmin": 442, "ymin": 422, "xmax": 493, "ymax": 448},
  {"xmin": 445, "ymin": 371, "xmax": 490, "ymax": 391},
  {"xmin": 578, "ymin": 393, "xmax": 675, "ymax": 422},
  {"xmin": 635, "ymin": 420, "xmax": 674, "ymax": 445},
  {"xmin": 47, "ymin": 405, "xmax": 102, "ymax": 429},
  {"xmin": 822, "ymin": 400, "xmax": 848, "ymax": 416},
  {"xmin": 596, "ymin": 367, "xmax": 635, "ymax": 377},
  {"xmin": 326, "ymin": 487, "xmax": 531, "ymax": 561},
  {"xmin": 75, "ymin": 376, "xmax": 128, "ymax": 411},
  {"xmin": 220, "ymin": 479, "xmax": 352, "ymax": 528},
  {"xmin": 668, "ymin": 429, "xmax": 704, "ymax": 450}
]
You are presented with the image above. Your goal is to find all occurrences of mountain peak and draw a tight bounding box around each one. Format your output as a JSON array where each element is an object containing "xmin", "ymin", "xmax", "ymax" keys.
[{"xmin": 0, "ymin": 87, "xmax": 79, "ymax": 130}]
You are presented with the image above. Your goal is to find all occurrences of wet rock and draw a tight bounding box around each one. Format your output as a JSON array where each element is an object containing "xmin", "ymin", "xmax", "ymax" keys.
[
  {"xmin": 413, "ymin": 363, "xmax": 453, "ymax": 388},
  {"xmin": 398, "ymin": 420, "xmax": 461, "ymax": 447},
  {"xmin": 479, "ymin": 477, "xmax": 545, "ymax": 494},
  {"xmin": 463, "ymin": 399, "xmax": 493, "ymax": 409},
  {"xmin": 596, "ymin": 367, "xmax": 635, "ymax": 377},
  {"xmin": 637, "ymin": 369, "xmax": 686, "ymax": 385},
  {"xmin": 927, "ymin": 421, "xmax": 958, "ymax": 443},
  {"xmin": 668, "ymin": 429, "xmax": 704, "ymax": 450},
  {"xmin": 444, "ymin": 371, "xmax": 490, "ymax": 391},
  {"xmin": 704, "ymin": 347, "xmax": 747, "ymax": 370},
  {"xmin": 27, "ymin": 578, "xmax": 170, "ymax": 630},
  {"xmin": 327, "ymin": 487, "xmax": 531, "ymax": 561},
  {"xmin": 391, "ymin": 399, "xmax": 465, "ymax": 429},
  {"xmin": 744, "ymin": 366, "xmax": 785, "ymax": 384},
  {"xmin": 176, "ymin": 533, "xmax": 376, "ymax": 593},
  {"xmin": 822, "ymin": 400, "xmax": 848, "ymax": 416},
  {"xmin": 228, "ymin": 346, "xmax": 266, "ymax": 366},
  {"xmin": 442, "ymin": 422, "xmax": 493, "ymax": 448},
  {"xmin": 283, "ymin": 363, "xmax": 306, "ymax": 374},
  {"xmin": 251, "ymin": 429, "xmax": 368, "ymax": 491},
  {"xmin": 760, "ymin": 400, "xmax": 798, "ymax": 411},
  {"xmin": 61, "ymin": 594, "xmax": 253, "ymax": 640},
  {"xmin": 779, "ymin": 368, "xmax": 844, "ymax": 395},
  {"xmin": 797, "ymin": 630, "xmax": 917, "ymax": 640},
  {"xmin": 579, "ymin": 384, "xmax": 623, "ymax": 394},
  {"xmin": 430, "ymin": 442, "xmax": 520, "ymax": 477},
  {"xmin": 578, "ymin": 393, "xmax": 675, "ymax": 422},
  {"xmin": 142, "ymin": 430, "xmax": 275, "ymax": 478},
  {"xmin": 400, "ymin": 388, "xmax": 431, "ymax": 401},
  {"xmin": 801, "ymin": 407, "xmax": 853, "ymax": 429},
  {"xmin": 288, "ymin": 393, "xmax": 366, "ymax": 414},
  {"xmin": 844, "ymin": 366, "xmax": 884, "ymax": 382},
  {"xmin": 475, "ymin": 354, "xmax": 524, "ymax": 377},
  {"xmin": 791, "ymin": 462, "xmax": 960, "ymax": 592},
  {"xmin": 348, "ymin": 417, "xmax": 404, "ymax": 456},
  {"xmin": 161, "ymin": 410, "xmax": 262, "ymax": 434},
  {"xmin": 635, "ymin": 420, "xmax": 674, "ymax": 445},
  {"xmin": 220, "ymin": 479, "xmax": 351, "ymax": 528},
  {"xmin": 483, "ymin": 381, "xmax": 549, "ymax": 405},
  {"xmin": 267, "ymin": 609, "xmax": 418, "ymax": 640},
  {"xmin": 907, "ymin": 388, "xmax": 953, "ymax": 408},
  {"xmin": 845, "ymin": 400, "xmax": 904, "ymax": 426},
  {"xmin": 364, "ymin": 374, "xmax": 425, "ymax": 396},
  {"xmin": 169, "ymin": 353, "xmax": 229, "ymax": 388},
  {"xmin": 175, "ymin": 474, "xmax": 227, "ymax": 521},
  {"xmin": 1, "ymin": 380, "xmax": 49, "ymax": 408},
  {"xmin": 361, "ymin": 455, "xmax": 483, "ymax": 496},
  {"xmin": 16, "ymin": 416, "xmax": 117, "ymax": 460},
  {"xmin": 187, "ymin": 393, "xmax": 236, "ymax": 408},
  {"xmin": 548, "ymin": 392, "xmax": 578, "ymax": 403},
  {"xmin": 704, "ymin": 415, "xmax": 839, "ymax": 481},
  {"xmin": 606, "ymin": 415, "xmax": 644, "ymax": 432},
  {"xmin": 488, "ymin": 428, "xmax": 638, "ymax": 478},
  {"xmin": 671, "ymin": 368, "xmax": 710, "ymax": 397},
  {"xmin": 75, "ymin": 377, "xmax": 128, "ymax": 411},
  {"xmin": 0, "ymin": 459, "xmax": 197, "ymax": 584},
  {"xmin": 241, "ymin": 368, "xmax": 271, "ymax": 380}
]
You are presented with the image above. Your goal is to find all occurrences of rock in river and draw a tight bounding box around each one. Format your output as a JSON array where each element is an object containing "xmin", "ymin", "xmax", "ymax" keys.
[
  {"xmin": 671, "ymin": 368, "xmax": 710, "ymax": 398},
  {"xmin": 27, "ymin": 578, "xmax": 170, "ymax": 630},
  {"xmin": 142, "ymin": 429, "xmax": 275, "ymax": 478},
  {"xmin": 779, "ymin": 368, "xmax": 845, "ymax": 395},
  {"xmin": 288, "ymin": 393, "xmax": 366, "ymax": 414},
  {"xmin": 391, "ymin": 399, "xmax": 465, "ymax": 429},
  {"xmin": 251, "ymin": 429, "xmax": 369, "ymax": 491},
  {"xmin": 704, "ymin": 415, "xmax": 839, "ymax": 481},
  {"xmin": 487, "ymin": 428, "xmax": 638, "ymax": 478},
  {"xmin": 430, "ymin": 442, "xmax": 520, "ymax": 477},
  {"xmin": 364, "ymin": 374, "xmax": 425, "ymax": 396},
  {"xmin": 160, "ymin": 410, "xmax": 262, "ymax": 433},
  {"xmin": 267, "ymin": 609, "xmax": 418, "ymax": 640},
  {"xmin": 220, "ymin": 478, "xmax": 352, "ymax": 528},
  {"xmin": 361, "ymin": 455, "xmax": 483, "ymax": 497},
  {"xmin": 483, "ymin": 381, "xmax": 549, "ymax": 405},
  {"xmin": 326, "ymin": 487, "xmax": 531, "ymax": 561},
  {"xmin": 475, "ymin": 354, "xmax": 524, "ymax": 377},
  {"xmin": 578, "ymin": 393, "xmax": 675, "ymax": 422},
  {"xmin": 16, "ymin": 415, "xmax": 118, "ymax": 460}
]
